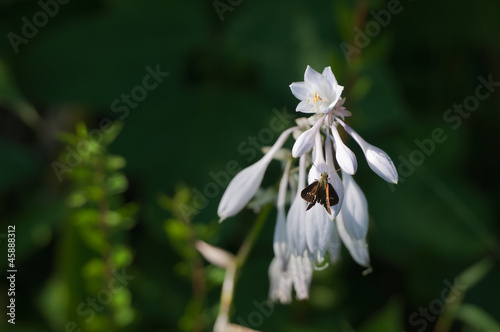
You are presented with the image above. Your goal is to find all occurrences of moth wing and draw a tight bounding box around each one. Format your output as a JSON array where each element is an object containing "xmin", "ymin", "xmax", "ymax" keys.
[
  {"xmin": 305, "ymin": 202, "xmax": 316, "ymax": 211},
  {"xmin": 316, "ymin": 184, "xmax": 327, "ymax": 205},
  {"xmin": 301, "ymin": 181, "xmax": 319, "ymax": 211},
  {"xmin": 328, "ymin": 183, "xmax": 339, "ymax": 207},
  {"xmin": 301, "ymin": 181, "xmax": 319, "ymax": 203}
]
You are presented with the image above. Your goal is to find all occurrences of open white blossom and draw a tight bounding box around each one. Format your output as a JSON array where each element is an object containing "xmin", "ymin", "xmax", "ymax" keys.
[
  {"xmin": 217, "ymin": 65, "xmax": 398, "ymax": 303},
  {"xmin": 289, "ymin": 66, "xmax": 344, "ymax": 114}
]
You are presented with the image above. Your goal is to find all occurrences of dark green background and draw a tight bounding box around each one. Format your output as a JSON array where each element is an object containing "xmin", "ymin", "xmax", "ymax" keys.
[{"xmin": 0, "ymin": 0, "xmax": 499, "ymax": 331}]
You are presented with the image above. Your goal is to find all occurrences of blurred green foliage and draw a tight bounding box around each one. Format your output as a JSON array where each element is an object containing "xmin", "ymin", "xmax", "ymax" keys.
[
  {"xmin": 44, "ymin": 121, "xmax": 137, "ymax": 331},
  {"xmin": 0, "ymin": 0, "xmax": 499, "ymax": 331}
]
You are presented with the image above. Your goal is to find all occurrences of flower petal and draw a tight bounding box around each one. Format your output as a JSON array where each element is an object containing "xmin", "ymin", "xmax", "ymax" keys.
[
  {"xmin": 341, "ymin": 122, "xmax": 398, "ymax": 184},
  {"xmin": 325, "ymin": 134, "xmax": 344, "ymax": 220},
  {"xmin": 336, "ymin": 212, "xmax": 371, "ymax": 267},
  {"xmin": 305, "ymin": 204, "xmax": 332, "ymax": 264},
  {"xmin": 292, "ymin": 115, "xmax": 325, "ymax": 158},
  {"xmin": 289, "ymin": 253, "xmax": 313, "ymax": 300},
  {"xmin": 289, "ymin": 81, "xmax": 311, "ymax": 101},
  {"xmin": 273, "ymin": 159, "xmax": 291, "ymax": 270},
  {"xmin": 286, "ymin": 155, "xmax": 308, "ymax": 255},
  {"xmin": 218, "ymin": 127, "xmax": 295, "ymax": 221},
  {"xmin": 322, "ymin": 66, "xmax": 338, "ymax": 87},
  {"xmin": 330, "ymin": 124, "xmax": 357, "ymax": 175},
  {"xmin": 307, "ymin": 132, "xmax": 326, "ymax": 184},
  {"xmin": 340, "ymin": 172, "xmax": 368, "ymax": 240},
  {"xmin": 327, "ymin": 220, "xmax": 341, "ymax": 263},
  {"xmin": 304, "ymin": 65, "xmax": 323, "ymax": 86},
  {"xmin": 268, "ymin": 257, "xmax": 293, "ymax": 304},
  {"xmin": 217, "ymin": 160, "xmax": 267, "ymax": 222},
  {"xmin": 195, "ymin": 240, "xmax": 235, "ymax": 269},
  {"xmin": 364, "ymin": 145, "xmax": 399, "ymax": 184},
  {"xmin": 296, "ymin": 100, "xmax": 314, "ymax": 113}
]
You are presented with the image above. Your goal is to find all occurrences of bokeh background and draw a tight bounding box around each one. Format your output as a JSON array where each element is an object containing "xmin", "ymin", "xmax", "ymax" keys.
[{"xmin": 0, "ymin": 0, "xmax": 499, "ymax": 331}]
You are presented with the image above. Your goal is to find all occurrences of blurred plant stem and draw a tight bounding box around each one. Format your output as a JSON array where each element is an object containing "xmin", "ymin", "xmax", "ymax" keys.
[
  {"xmin": 214, "ymin": 204, "xmax": 272, "ymax": 332},
  {"xmin": 184, "ymin": 219, "xmax": 207, "ymax": 332},
  {"xmin": 433, "ymin": 256, "xmax": 495, "ymax": 332},
  {"xmin": 96, "ymin": 158, "xmax": 117, "ymax": 332}
]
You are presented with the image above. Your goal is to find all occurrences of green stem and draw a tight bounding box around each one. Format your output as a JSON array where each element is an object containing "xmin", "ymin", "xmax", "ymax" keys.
[
  {"xmin": 215, "ymin": 204, "xmax": 273, "ymax": 332},
  {"xmin": 236, "ymin": 204, "xmax": 273, "ymax": 268}
]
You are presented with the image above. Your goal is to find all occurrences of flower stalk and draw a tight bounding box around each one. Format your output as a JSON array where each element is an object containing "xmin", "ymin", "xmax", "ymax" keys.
[{"xmin": 203, "ymin": 204, "xmax": 272, "ymax": 332}]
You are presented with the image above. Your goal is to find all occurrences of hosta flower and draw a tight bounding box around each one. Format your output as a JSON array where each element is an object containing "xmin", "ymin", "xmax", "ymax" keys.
[
  {"xmin": 217, "ymin": 65, "xmax": 398, "ymax": 303},
  {"xmin": 289, "ymin": 65, "xmax": 344, "ymax": 114},
  {"xmin": 218, "ymin": 127, "xmax": 296, "ymax": 221}
]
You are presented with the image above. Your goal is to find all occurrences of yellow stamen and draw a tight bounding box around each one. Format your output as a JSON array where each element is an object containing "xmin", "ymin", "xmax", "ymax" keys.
[{"xmin": 312, "ymin": 92, "xmax": 322, "ymax": 103}]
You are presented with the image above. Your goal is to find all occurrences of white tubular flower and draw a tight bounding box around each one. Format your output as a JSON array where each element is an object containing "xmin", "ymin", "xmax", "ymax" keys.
[
  {"xmin": 289, "ymin": 252, "xmax": 313, "ymax": 300},
  {"xmin": 337, "ymin": 212, "xmax": 371, "ymax": 268},
  {"xmin": 273, "ymin": 159, "xmax": 292, "ymax": 271},
  {"xmin": 305, "ymin": 204, "xmax": 333, "ymax": 265},
  {"xmin": 268, "ymin": 257, "xmax": 292, "ymax": 304},
  {"xmin": 290, "ymin": 66, "xmax": 344, "ymax": 114},
  {"xmin": 330, "ymin": 124, "xmax": 357, "ymax": 175},
  {"xmin": 305, "ymin": 133, "xmax": 333, "ymax": 264},
  {"xmin": 338, "ymin": 119, "xmax": 398, "ymax": 184},
  {"xmin": 336, "ymin": 172, "xmax": 371, "ymax": 267},
  {"xmin": 327, "ymin": 222, "xmax": 341, "ymax": 264},
  {"xmin": 292, "ymin": 115, "xmax": 325, "ymax": 158},
  {"xmin": 325, "ymin": 132, "xmax": 344, "ymax": 220},
  {"xmin": 339, "ymin": 172, "xmax": 368, "ymax": 241},
  {"xmin": 195, "ymin": 240, "xmax": 235, "ymax": 269},
  {"xmin": 218, "ymin": 127, "xmax": 296, "ymax": 221},
  {"xmin": 286, "ymin": 155, "xmax": 308, "ymax": 256}
]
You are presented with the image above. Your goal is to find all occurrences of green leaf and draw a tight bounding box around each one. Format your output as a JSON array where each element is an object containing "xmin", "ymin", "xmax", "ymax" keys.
[
  {"xmin": 72, "ymin": 208, "xmax": 100, "ymax": 226},
  {"xmin": 112, "ymin": 245, "xmax": 133, "ymax": 268},
  {"xmin": 106, "ymin": 173, "xmax": 128, "ymax": 194},
  {"xmin": 106, "ymin": 155, "xmax": 127, "ymax": 171},
  {"xmin": 456, "ymin": 304, "xmax": 500, "ymax": 332},
  {"xmin": 456, "ymin": 256, "xmax": 495, "ymax": 288}
]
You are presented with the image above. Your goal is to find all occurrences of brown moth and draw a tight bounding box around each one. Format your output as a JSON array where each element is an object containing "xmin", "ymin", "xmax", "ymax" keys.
[{"xmin": 301, "ymin": 171, "xmax": 339, "ymax": 215}]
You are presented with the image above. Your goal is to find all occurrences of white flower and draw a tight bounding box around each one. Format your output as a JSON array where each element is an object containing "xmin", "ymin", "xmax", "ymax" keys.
[
  {"xmin": 292, "ymin": 115, "xmax": 325, "ymax": 158},
  {"xmin": 330, "ymin": 123, "xmax": 357, "ymax": 175},
  {"xmin": 273, "ymin": 159, "xmax": 291, "ymax": 271},
  {"xmin": 304, "ymin": 133, "xmax": 335, "ymax": 264},
  {"xmin": 217, "ymin": 65, "xmax": 398, "ymax": 304},
  {"xmin": 339, "ymin": 172, "xmax": 368, "ymax": 241},
  {"xmin": 324, "ymin": 131, "xmax": 344, "ymax": 219},
  {"xmin": 217, "ymin": 127, "xmax": 296, "ymax": 221},
  {"xmin": 289, "ymin": 252, "xmax": 313, "ymax": 300},
  {"xmin": 268, "ymin": 257, "xmax": 292, "ymax": 304},
  {"xmin": 338, "ymin": 119, "xmax": 398, "ymax": 184},
  {"xmin": 290, "ymin": 66, "xmax": 344, "ymax": 114},
  {"xmin": 286, "ymin": 155, "xmax": 308, "ymax": 256}
]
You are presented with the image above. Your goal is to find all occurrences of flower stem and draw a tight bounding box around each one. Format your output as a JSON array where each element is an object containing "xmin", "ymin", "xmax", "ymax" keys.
[
  {"xmin": 236, "ymin": 204, "xmax": 272, "ymax": 268},
  {"xmin": 215, "ymin": 204, "xmax": 273, "ymax": 332}
]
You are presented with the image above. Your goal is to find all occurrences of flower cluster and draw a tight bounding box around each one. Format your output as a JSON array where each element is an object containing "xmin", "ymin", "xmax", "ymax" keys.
[{"xmin": 217, "ymin": 65, "xmax": 398, "ymax": 303}]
